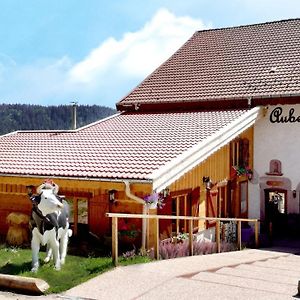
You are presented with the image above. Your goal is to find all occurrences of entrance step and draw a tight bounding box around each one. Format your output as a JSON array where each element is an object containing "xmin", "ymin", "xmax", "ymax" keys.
[
  {"xmin": 191, "ymin": 268, "xmax": 295, "ymax": 295},
  {"xmin": 189, "ymin": 253, "xmax": 300, "ymax": 297},
  {"xmin": 252, "ymin": 257, "xmax": 300, "ymax": 271},
  {"xmin": 235, "ymin": 263, "xmax": 300, "ymax": 282}
]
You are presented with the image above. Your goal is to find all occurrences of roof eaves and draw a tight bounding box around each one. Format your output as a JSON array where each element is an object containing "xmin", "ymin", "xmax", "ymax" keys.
[
  {"xmin": 0, "ymin": 172, "xmax": 153, "ymax": 185},
  {"xmin": 151, "ymin": 107, "xmax": 262, "ymax": 192},
  {"xmin": 117, "ymin": 93, "xmax": 300, "ymax": 112}
]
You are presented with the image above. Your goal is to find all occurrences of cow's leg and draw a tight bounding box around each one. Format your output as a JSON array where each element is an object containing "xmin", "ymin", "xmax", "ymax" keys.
[
  {"xmin": 44, "ymin": 243, "xmax": 53, "ymax": 263},
  {"xmin": 31, "ymin": 229, "xmax": 40, "ymax": 272},
  {"xmin": 48, "ymin": 230, "xmax": 61, "ymax": 270},
  {"xmin": 59, "ymin": 230, "xmax": 69, "ymax": 265}
]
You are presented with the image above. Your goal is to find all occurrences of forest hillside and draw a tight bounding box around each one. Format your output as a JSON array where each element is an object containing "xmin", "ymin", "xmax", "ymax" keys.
[{"xmin": 0, "ymin": 104, "xmax": 116, "ymax": 135}]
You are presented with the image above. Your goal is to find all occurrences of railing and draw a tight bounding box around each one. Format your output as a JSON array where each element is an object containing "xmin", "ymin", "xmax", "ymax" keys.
[{"xmin": 106, "ymin": 213, "xmax": 260, "ymax": 266}]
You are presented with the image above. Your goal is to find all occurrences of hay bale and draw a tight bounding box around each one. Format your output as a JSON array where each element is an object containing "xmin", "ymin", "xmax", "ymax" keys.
[{"xmin": 6, "ymin": 212, "xmax": 30, "ymax": 246}]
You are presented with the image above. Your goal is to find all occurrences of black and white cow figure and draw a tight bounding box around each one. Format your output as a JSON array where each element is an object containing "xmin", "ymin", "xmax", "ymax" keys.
[{"xmin": 29, "ymin": 180, "xmax": 72, "ymax": 272}]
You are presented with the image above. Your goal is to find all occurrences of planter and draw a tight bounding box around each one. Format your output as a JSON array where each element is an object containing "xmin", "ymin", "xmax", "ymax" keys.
[
  {"xmin": 148, "ymin": 202, "xmax": 158, "ymax": 209},
  {"xmin": 120, "ymin": 235, "xmax": 136, "ymax": 245}
]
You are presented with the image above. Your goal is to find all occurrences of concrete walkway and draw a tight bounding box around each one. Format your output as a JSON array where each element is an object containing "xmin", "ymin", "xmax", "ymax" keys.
[{"xmin": 1, "ymin": 246, "xmax": 300, "ymax": 300}]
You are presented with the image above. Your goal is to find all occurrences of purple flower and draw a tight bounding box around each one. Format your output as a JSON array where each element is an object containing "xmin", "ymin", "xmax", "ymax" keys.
[{"xmin": 143, "ymin": 192, "xmax": 165, "ymax": 209}]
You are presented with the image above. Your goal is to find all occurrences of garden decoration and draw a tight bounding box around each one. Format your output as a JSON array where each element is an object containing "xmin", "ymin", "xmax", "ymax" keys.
[
  {"xmin": 6, "ymin": 212, "xmax": 30, "ymax": 246},
  {"xmin": 29, "ymin": 179, "xmax": 72, "ymax": 272}
]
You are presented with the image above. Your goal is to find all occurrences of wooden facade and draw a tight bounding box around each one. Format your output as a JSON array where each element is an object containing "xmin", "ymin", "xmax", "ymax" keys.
[
  {"xmin": 158, "ymin": 126, "xmax": 254, "ymax": 237},
  {"xmin": 0, "ymin": 176, "xmax": 151, "ymax": 239},
  {"xmin": 0, "ymin": 126, "xmax": 254, "ymax": 248}
]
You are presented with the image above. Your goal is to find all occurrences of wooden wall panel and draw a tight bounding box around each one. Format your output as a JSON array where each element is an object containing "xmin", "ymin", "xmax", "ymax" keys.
[
  {"xmin": 89, "ymin": 196, "xmax": 110, "ymax": 237},
  {"xmin": 169, "ymin": 126, "xmax": 254, "ymax": 220},
  {"xmin": 0, "ymin": 176, "xmax": 152, "ymax": 239}
]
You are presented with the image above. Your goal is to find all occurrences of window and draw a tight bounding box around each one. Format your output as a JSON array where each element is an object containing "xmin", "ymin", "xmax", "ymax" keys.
[
  {"xmin": 240, "ymin": 181, "xmax": 248, "ymax": 216},
  {"xmin": 171, "ymin": 194, "xmax": 189, "ymax": 234},
  {"xmin": 230, "ymin": 138, "xmax": 249, "ymax": 168},
  {"xmin": 66, "ymin": 198, "xmax": 89, "ymax": 235}
]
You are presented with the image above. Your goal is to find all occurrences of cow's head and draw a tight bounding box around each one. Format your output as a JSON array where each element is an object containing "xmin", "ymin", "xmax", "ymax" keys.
[{"xmin": 38, "ymin": 189, "xmax": 64, "ymax": 216}]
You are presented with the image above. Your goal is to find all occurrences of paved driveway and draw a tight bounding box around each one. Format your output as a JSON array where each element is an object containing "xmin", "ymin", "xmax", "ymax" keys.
[{"xmin": 1, "ymin": 246, "xmax": 300, "ymax": 300}]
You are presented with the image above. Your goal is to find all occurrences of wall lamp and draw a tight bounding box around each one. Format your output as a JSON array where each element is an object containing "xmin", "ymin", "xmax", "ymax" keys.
[
  {"xmin": 293, "ymin": 190, "xmax": 297, "ymax": 198},
  {"xmin": 203, "ymin": 176, "xmax": 213, "ymax": 190},
  {"xmin": 162, "ymin": 187, "xmax": 170, "ymax": 198},
  {"xmin": 26, "ymin": 185, "xmax": 35, "ymax": 196},
  {"xmin": 108, "ymin": 189, "xmax": 117, "ymax": 203}
]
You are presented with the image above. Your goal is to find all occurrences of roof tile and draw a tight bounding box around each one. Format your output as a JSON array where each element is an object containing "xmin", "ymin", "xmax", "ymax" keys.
[
  {"xmin": 0, "ymin": 110, "xmax": 248, "ymax": 180},
  {"xmin": 117, "ymin": 19, "xmax": 300, "ymax": 109}
]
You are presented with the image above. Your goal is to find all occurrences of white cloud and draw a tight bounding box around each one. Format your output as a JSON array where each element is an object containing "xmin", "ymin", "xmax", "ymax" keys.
[
  {"xmin": 0, "ymin": 8, "xmax": 207, "ymax": 107},
  {"xmin": 69, "ymin": 8, "xmax": 207, "ymax": 83}
]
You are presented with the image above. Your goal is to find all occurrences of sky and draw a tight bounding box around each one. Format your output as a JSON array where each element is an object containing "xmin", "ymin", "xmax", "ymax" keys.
[{"xmin": 0, "ymin": 0, "xmax": 299, "ymax": 108}]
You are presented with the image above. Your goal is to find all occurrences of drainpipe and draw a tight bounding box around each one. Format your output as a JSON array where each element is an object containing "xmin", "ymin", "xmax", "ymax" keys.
[{"xmin": 123, "ymin": 180, "xmax": 147, "ymax": 251}]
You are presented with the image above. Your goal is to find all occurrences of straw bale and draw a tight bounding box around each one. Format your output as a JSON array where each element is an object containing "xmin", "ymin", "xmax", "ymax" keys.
[{"xmin": 6, "ymin": 212, "xmax": 30, "ymax": 246}]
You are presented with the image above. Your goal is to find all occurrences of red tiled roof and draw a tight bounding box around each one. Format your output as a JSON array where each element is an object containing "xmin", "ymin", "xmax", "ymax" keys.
[
  {"xmin": 117, "ymin": 19, "xmax": 300, "ymax": 111},
  {"xmin": 0, "ymin": 109, "xmax": 250, "ymax": 181}
]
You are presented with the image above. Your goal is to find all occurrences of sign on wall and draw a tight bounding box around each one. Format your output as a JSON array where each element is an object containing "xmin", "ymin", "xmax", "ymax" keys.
[{"xmin": 269, "ymin": 106, "xmax": 300, "ymax": 123}]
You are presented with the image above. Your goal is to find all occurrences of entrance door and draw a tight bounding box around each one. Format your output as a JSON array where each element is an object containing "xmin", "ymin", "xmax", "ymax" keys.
[
  {"xmin": 264, "ymin": 189, "xmax": 287, "ymax": 237},
  {"xmin": 206, "ymin": 188, "xmax": 218, "ymax": 228}
]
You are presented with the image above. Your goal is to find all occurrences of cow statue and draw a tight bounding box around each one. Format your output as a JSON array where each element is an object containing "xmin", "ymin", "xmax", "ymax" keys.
[{"xmin": 29, "ymin": 180, "xmax": 72, "ymax": 272}]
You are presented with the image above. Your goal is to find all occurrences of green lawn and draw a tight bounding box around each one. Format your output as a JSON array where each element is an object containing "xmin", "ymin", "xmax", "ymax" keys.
[{"xmin": 0, "ymin": 246, "xmax": 151, "ymax": 294}]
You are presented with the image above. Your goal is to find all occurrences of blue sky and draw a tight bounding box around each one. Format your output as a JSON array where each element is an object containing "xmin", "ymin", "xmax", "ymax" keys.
[{"xmin": 0, "ymin": 0, "xmax": 299, "ymax": 108}]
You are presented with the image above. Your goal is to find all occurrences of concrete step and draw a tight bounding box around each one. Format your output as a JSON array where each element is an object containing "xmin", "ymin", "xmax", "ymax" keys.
[
  {"xmin": 192, "ymin": 269, "xmax": 295, "ymax": 295},
  {"xmin": 216, "ymin": 264, "xmax": 298, "ymax": 285},
  {"xmin": 142, "ymin": 277, "xmax": 294, "ymax": 300},
  {"xmin": 276, "ymin": 254, "xmax": 300, "ymax": 263},
  {"xmin": 252, "ymin": 257, "xmax": 300, "ymax": 271},
  {"xmin": 236, "ymin": 263, "xmax": 300, "ymax": 281}
]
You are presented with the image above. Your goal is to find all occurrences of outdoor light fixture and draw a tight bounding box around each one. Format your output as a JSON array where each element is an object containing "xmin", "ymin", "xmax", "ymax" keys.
[
  {"xmin": 293, "ymin": 190, "xmax": 297, "ymax": 198},
  {"xmin": 108, "ymin": 189, "xmax": 117, "ymax": 203},
  {"xmin": 203, "ymin": 176, "xmax": 213, "ymax": 190},
  {"xmin": 162, "ymin": 187, "xmax": 170, "ymax": 198},
  {"xmin": 26, "ymin": 185, "xmax": 35, "ymax": 196}
]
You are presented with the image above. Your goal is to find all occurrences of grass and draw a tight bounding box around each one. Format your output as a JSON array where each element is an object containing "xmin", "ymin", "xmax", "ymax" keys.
[{"xmin": 0, "ymin": 245, "xmax": 152, "ymax": 294}]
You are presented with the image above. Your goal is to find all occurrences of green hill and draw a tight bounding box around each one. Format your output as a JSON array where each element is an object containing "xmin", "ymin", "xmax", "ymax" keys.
[{"xmin": 0, "ymin": 104, "xmax": 116, "ymax": 135}]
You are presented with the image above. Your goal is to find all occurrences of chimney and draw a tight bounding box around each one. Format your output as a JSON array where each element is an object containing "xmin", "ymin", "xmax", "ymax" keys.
[{"xmin": 71, "ymin": 101, "xmax": 78, "ymax": 130}]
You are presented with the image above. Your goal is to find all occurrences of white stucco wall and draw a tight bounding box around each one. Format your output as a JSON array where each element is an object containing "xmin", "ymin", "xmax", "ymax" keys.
[{"xmin": 250, "ymin": 104, "xmax": 300, "ymax": 219}]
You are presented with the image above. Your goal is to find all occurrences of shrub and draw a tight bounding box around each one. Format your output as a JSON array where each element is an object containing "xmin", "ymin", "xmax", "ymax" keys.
[{"xmin": 157, "ymin": 239, "xmax": 236, "ymax": 260}]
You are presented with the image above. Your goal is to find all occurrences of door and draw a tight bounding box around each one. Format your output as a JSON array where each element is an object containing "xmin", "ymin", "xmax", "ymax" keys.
[
  {"xmin": 206, "ymin": 187, "xmax": 218, "ymax": 228},
  {"xmin": 264, "ymin": 189, "xmax": 287, "ymax": 237}
]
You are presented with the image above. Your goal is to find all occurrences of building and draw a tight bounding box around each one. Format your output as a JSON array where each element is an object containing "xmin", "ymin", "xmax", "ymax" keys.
[{"xmin": 0, "ymin": 19, "xmax": 299, "ymax": 245}]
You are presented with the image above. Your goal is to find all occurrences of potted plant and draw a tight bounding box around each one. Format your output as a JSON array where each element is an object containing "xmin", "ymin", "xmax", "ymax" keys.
[
  {"xmin": 118, "ymin": 219, "xmax": 140, "ymax": 245},
  {"xmin": 231, "ymin": 165, "xmax": 253, "ymax": 180},
  {"xmin": 143, "ymin": 192, "xmax": 165, "ymax": 209}
]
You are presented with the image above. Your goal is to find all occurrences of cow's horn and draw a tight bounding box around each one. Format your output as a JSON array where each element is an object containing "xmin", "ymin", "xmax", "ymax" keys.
[
  {"xmin": 36, "ymin": 184, "xmax": 43, "ymax": 195},
  {"xmin": 52, "ymin": 183, "xmax": 59, "ymax": 195}
]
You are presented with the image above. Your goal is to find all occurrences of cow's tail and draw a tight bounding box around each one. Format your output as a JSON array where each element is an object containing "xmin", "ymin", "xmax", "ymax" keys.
[{"xmin": 68, "ymin": 229, "xmax": 73, "ymax": 237}]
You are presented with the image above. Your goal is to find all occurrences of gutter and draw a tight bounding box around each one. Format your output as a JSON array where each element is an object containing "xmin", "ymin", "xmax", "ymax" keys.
[
  {"xmin": 0, "ymin": 173, "xmax": 152, "ymax": 185},
  {"xmin": 123, "ymin": 180, "xmax": 147, "ymax": 251}
]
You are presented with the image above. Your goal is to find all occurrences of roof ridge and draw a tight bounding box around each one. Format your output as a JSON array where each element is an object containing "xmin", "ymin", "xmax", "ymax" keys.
[
  {"xmin": 76, "ymin": 112, "xmax": 121, "ymax": 131},
  {"xmin": 196, "ymin": 18, "xmax": 300, "ymax": 34}
]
